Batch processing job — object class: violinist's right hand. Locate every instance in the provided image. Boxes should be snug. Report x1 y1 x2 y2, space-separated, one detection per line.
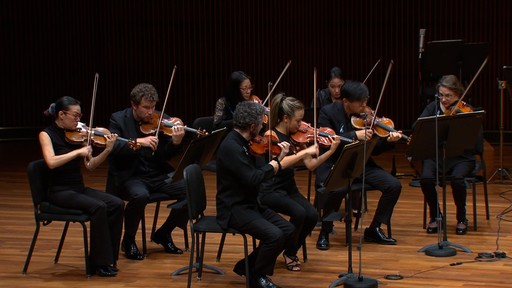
302 144 319 158
76 145 92 158
138 135 159 151
355 129 373 141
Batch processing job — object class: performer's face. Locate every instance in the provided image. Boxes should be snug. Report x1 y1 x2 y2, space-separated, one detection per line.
239 79 253 100
438 86 460 109
284 109 304 135
132 98 156 122
327 77 344 101
343 98 368 115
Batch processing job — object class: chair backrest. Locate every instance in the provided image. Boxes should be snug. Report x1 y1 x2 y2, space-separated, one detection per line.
192 116 214 134
183 164 207 220
27 159 50 206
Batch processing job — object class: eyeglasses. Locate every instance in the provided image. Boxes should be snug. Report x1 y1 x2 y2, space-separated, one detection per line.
240 86 254 92
437 92 455 99
64 111 83 120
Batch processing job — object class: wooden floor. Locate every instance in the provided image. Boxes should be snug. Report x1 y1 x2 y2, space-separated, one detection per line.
1 140 512 288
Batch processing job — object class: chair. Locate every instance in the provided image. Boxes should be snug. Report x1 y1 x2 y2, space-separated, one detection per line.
192 116 216 172
171 164 250 288
141 193 189 255
23 159 92 276
422 152 490 231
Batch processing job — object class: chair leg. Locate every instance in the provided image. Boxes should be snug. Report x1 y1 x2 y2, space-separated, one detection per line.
151 201 161 240
141 209 147 255
472 179 477 231
241 234 251 288
216 233 227 261
483 171 490 220
423 196 427 229
182 225 190 251
80 222 91 277
301 239 308 263
22 222 41 274
186 228 196 288
55 222 70 264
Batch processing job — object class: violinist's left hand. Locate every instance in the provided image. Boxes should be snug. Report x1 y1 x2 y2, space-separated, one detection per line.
329 135 341 152
104 133 118 152
277 141 290 161
171 125 185 145
387 131 402 142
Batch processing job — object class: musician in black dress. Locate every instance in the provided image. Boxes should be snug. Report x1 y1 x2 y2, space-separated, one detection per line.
315 80 402 249
418 75 482 235
312 66 345 108
39 96 124 276
216 101 294 288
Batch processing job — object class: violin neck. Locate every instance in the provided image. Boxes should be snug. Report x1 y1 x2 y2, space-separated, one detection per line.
162 119 199 134
374 121 409 141
317 130 353 143
92 129 131 143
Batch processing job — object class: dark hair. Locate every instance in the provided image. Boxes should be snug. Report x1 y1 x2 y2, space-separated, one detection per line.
436 75 465 96
130 83 159 105
225 71 251 111
340 80 369 102
44 96 81 118
233 101 265 131
269 93 304 127
326 66 344 83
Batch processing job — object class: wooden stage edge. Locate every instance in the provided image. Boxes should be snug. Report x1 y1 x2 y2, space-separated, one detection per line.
1 140 512 288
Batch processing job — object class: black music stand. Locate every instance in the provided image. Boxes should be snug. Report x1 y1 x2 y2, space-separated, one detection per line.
407 111 484 257
317 139 379 288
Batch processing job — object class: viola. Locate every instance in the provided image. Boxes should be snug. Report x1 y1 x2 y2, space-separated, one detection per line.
139 112 207 137
249 130 282 157
65 123 140 150
350 107 409 141
291 121 353 149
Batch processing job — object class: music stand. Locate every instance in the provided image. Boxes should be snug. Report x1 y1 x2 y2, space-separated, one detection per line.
407 111 484 256
317 139 379 288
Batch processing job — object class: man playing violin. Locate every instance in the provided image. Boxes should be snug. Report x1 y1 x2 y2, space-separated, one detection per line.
417 75 483 235
315 80 403 249
107 83 188 260
216 101 293 288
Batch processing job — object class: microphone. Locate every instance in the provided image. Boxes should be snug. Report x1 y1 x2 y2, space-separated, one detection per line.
419 29 426 59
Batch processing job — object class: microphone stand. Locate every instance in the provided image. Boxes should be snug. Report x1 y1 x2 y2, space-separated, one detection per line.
488 77 511 183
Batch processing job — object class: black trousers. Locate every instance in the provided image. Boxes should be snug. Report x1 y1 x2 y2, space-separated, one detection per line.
229 208 294 277
120 177 187 240
49 187 124 267
420 158 475 222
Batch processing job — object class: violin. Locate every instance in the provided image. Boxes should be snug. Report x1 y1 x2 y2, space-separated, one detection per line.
350 107 409 141
445 100 473 116
139 112 207 137
65 123 141 150
249 130 282 157
291 121 353 149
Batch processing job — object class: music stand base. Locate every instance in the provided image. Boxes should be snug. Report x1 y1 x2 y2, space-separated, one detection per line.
419 240 472 257
329 273 378 288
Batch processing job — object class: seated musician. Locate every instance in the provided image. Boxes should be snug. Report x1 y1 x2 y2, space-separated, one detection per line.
213 71 261 131
315 80 402 249
417 75 483 235
39 96 124 276
106 83 188 260
259 93 340 271
311 66 345 108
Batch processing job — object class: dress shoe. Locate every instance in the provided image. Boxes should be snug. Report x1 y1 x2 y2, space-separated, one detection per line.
456 220 468 235
95 265 118 277
364 227 397 245
151 229 183 254
251 275 281 288
233 258 249 277
316 232 330 250
121 238 144 260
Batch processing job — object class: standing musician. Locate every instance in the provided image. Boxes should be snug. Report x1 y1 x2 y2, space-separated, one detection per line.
213 71 261 131
106 83 188 260
216 101 294 288
312 66 345 108
315 80 402 249
417 75 483 235
259 93 341 272
39 96 124 276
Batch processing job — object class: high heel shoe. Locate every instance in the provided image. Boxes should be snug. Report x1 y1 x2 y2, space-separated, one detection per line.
426 220 438 234
456 220 468 235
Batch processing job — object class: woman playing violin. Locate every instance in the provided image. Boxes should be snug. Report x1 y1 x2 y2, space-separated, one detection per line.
315 80 402 249
213 71 261 131
107 83 188 260
39 96 124 276
258 93 340 272
417 75 483 235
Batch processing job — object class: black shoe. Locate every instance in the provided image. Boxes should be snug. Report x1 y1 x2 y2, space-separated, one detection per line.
316 233 330 250
95 265 118 277
121 238 144 260
233 258 249 277
426 220 438 234
251 275 281 288
364 227 397 245
152 229 183 254
456 220 468 235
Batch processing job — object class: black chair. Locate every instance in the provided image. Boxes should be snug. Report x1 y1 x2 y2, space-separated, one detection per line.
23 159 92 277
422 152 490 231
141 193 189 255
171 164 250 288
192 116 217 172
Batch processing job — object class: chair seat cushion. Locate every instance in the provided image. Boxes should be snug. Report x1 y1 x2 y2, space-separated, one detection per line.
40 202 84 215
193 216 242 235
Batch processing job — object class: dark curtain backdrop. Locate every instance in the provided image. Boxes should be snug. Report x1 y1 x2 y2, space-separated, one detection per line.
1 0 511 136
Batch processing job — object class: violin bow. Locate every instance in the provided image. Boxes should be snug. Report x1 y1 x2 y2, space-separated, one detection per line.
362 59 381 84
155 65 177 135
86 73 99 147
262 60 292 106
313 67 317 146
370 60 394 130
446 56 488 116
